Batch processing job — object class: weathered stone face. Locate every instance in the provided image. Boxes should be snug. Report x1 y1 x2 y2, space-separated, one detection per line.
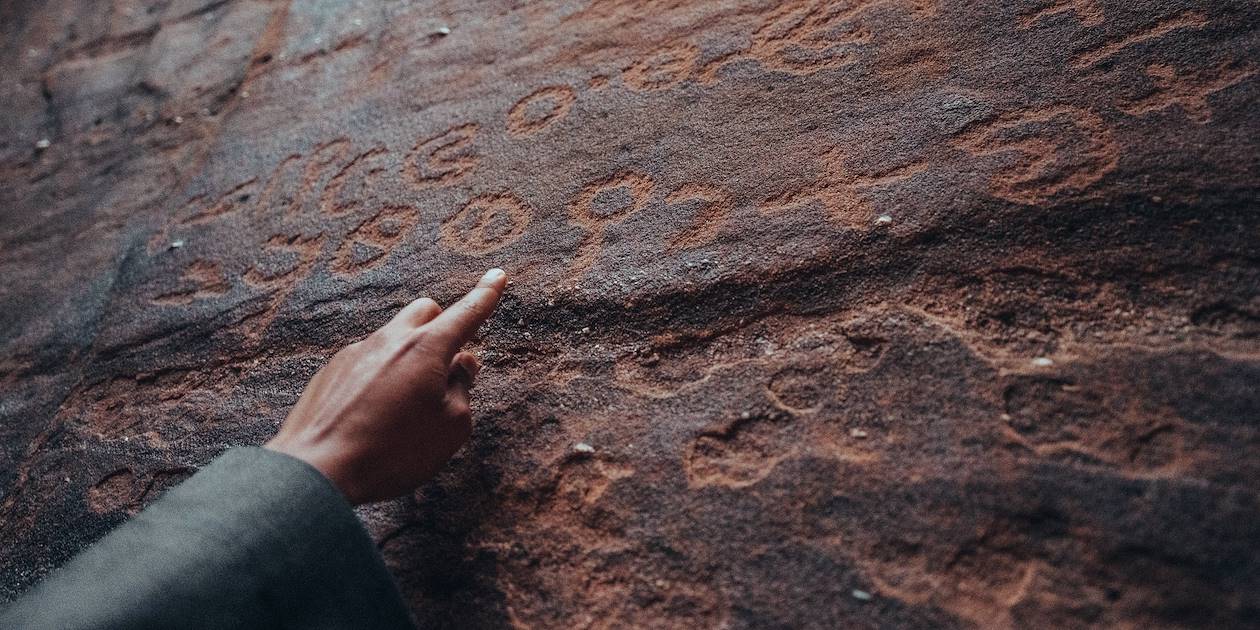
2 0 1259 627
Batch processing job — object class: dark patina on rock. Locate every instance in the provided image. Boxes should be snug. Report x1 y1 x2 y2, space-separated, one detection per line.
2 0 1258 627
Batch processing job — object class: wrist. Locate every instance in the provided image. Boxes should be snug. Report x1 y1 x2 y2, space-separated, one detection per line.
263 439 364 504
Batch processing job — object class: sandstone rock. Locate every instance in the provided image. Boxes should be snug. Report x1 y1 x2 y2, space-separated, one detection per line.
2 1 1258 627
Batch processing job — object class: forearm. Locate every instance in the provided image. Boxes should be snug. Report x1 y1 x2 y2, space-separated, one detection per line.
1 447 414 630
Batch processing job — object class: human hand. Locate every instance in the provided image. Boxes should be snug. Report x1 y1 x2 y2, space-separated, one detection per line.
265 269 507 504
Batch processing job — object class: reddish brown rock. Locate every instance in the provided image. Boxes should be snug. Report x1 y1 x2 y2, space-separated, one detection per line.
2 1 1259 627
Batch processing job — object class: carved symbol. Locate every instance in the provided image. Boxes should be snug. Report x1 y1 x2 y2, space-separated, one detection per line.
623 43 700 91
245 234 324 288
147 182 256 254
147 151 309 255
587 75 611 90
766 364 830 412
506 85 576 137
290 138 352 216
699 0 931 83
1071 11 1208 70
251 153 306 218
684 413 793 488
180 179 258 226
1019 0 1104 29
665 183 733 250
1121 62 1255 124
404 123 479 188
952 105 1118 205
440 193 532 256
568 172 654 279
241 233 325 342
758 148 927 228
331 205 420 275
1002 377 1183 470
320 147 389 215
152 260 230 305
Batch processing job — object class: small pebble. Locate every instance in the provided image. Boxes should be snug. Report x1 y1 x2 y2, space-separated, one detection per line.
573 442 595 454
874 214 893 225
170 240 185 249
852 589 873 601
35 138 51 150
850 428 868 439
435 25 452 36
173 115 184 124
1032 357 1054 367
580 327 590 334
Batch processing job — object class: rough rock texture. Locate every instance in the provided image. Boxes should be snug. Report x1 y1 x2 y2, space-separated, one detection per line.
2 0 1259 627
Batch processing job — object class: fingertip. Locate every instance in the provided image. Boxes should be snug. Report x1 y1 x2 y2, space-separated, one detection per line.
479 268 507 290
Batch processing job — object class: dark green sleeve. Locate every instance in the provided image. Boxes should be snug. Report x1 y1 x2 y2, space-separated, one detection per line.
0 447 416 630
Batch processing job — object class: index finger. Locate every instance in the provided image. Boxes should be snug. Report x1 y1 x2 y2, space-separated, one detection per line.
422 268 507 358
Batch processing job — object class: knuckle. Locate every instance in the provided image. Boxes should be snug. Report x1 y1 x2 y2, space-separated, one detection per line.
406 328 436 349
415 297 441 316
448 399 472 421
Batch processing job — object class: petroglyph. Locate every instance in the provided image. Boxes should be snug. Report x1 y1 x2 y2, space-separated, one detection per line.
241 234 325 341
1003 376 1183 471
152 260 229 305
759 149 928 228
58 366 231 442
332 205 420 275
587 74 610 90
550 455 636 508
1122 62 1256 124
568 172 654 279
666 183 734 250
953 105 1118 204
623 43 700 91
290 138 352 216
440 193 532 256
320 147 389 216
250 153 307 218
1071 11 1209 70
179 179 259 226
860 520 1047 629
1019 0 1104 29
699 0 931 83
506 86 577 137
685 412 794 488
766 364 830 412
404 123 479 188
244 234 324 287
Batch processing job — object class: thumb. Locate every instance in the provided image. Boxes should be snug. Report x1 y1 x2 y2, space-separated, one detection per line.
448 351 480 394
443 352 480 430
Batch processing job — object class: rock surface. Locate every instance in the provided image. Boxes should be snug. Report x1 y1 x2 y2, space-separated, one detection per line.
2 0 1259 627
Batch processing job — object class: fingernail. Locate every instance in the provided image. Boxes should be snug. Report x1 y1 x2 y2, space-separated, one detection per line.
483 268 505 283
